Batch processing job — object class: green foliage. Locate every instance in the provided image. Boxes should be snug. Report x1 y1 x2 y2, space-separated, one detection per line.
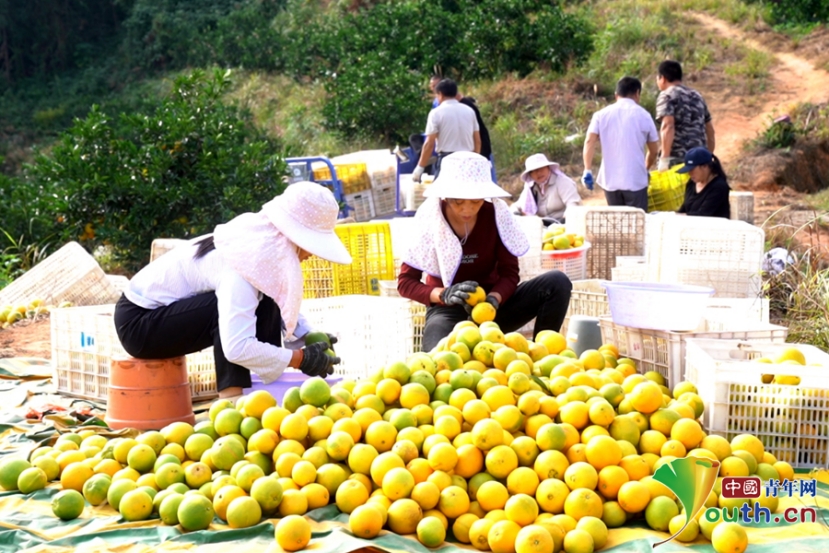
26 69 287 272
756 116 798 149
0 0 127 83
747 0 829 24
303 0 594 140
0 170 56 287
122 0 286 70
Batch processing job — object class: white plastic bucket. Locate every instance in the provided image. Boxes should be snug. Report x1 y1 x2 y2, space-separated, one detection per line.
601 281 715 331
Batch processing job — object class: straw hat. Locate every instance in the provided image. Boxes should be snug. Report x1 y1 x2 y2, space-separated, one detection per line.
423 151 510 200
261 182 352 264
520 153 561 183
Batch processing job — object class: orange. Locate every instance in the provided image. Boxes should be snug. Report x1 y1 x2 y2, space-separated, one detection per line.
472 303 496 324
451 443 482 478
619 455 650 481
488 520 522 553
387 498 423 534
584 435 622 470
534 449 569 481
477 481 509 512
617 481 650 513
515 524 554 553
438 485 470 519
412 481 441 510
485 445 518 479
470 518 496 551
471 419 504 451
564 461 598 491
365 421 398 453
349 504 384 539
336 479 370 513
597 465 629 500
506 467 540 496
563 489 603 521
370 452 405 487
275 515 312 552
417 516 447 548
535 478 569 514
670 419 703 450
505 493 538 527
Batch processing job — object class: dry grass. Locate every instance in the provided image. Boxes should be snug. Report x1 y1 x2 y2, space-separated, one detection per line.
761 210 829 349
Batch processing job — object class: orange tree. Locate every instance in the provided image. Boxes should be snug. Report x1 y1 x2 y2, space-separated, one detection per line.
28 69 287 273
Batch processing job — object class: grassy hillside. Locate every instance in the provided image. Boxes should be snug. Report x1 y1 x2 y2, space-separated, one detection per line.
0 0 827 277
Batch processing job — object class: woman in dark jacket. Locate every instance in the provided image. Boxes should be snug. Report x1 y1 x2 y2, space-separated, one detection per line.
676 146 731 218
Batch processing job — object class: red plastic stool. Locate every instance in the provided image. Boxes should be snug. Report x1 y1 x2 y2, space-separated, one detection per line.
105 356 196 430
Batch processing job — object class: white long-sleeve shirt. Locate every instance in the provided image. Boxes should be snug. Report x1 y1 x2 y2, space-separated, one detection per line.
125 237 310 383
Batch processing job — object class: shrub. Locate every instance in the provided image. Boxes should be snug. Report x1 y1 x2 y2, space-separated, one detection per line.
27 69 287 273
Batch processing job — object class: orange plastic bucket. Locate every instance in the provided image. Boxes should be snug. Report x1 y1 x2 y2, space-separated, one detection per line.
105 356 196 430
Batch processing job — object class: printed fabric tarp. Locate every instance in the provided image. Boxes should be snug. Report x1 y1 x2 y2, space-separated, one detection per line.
0 482 827 553
0 359 828 552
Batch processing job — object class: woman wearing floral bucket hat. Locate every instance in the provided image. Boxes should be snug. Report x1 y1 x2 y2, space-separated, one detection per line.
399 151 573 351
512 153 582 225
114 182 352 399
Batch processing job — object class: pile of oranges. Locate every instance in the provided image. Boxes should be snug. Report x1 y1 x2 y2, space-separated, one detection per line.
0 320 796 553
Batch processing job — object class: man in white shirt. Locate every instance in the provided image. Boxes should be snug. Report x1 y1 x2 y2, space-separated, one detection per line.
582 77 659 211
412 79 480 182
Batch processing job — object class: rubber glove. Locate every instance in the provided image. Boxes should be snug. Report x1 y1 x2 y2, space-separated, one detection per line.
439 281 479 306
485 294 500 310
581 170 594 190
298 342 339 377
412 166 425 183
657 158 671 171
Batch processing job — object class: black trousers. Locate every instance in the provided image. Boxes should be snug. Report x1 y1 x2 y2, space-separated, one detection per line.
422 270 573 351
113 293 283 392
604 188 649 211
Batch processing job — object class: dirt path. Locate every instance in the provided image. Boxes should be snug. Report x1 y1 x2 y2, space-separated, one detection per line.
691 13 829 164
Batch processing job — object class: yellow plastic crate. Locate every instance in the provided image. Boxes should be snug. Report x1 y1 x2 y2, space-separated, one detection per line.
647 165 686 212
312 163 372 195
302 222 395 299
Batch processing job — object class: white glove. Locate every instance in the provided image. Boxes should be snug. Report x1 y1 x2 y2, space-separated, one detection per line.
657 158 671 171
412 166 425 182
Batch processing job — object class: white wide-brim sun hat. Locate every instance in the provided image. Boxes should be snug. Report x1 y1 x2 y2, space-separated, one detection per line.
520 153 561 183
261 181 352 264
423 151 511 200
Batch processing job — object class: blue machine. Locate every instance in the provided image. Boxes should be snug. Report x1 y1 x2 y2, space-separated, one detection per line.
285 156 351 219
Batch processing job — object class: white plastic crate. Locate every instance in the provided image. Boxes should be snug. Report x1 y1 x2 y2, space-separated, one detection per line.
685 339 829 468
565 206 646 280
645 216 764 298
150 238 187 262
729 191 754 224
372 185 397 217
562 279 609 335
0 242 119 308
516 216 545 282
345 190 376 222
540 242 590 281
598 315 788 390
411 301 426 353
302 296 418 379
106 275 130 297
378 280 399 297
399 174 431 211
51 305 216 403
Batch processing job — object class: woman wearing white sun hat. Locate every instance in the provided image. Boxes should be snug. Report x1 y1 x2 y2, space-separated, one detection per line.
399 151 573 351
512 153 582 224
114 182 352 399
